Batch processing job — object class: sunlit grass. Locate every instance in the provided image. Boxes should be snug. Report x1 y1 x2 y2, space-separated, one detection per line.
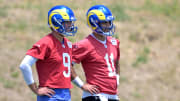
11 71 19 78
132 91 142 99
0 77 15 89
175 28 180 37
4 19 28 32
132 47 150 67
110 3 130 21
0 0 180 101
0 6 8 17
129 32 140 42
143 0 180 20
119 76 128 83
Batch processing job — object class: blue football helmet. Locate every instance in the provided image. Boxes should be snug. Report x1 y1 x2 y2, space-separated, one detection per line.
48 5 77 36
86 5 115 36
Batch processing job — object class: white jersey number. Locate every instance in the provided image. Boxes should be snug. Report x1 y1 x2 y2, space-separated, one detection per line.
104 53 116 77
63 53 71 78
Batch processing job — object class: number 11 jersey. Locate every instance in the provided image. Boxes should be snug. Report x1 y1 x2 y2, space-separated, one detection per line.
72 35 120 94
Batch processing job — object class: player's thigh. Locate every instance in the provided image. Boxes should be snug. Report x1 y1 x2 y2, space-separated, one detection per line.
82 96 100 101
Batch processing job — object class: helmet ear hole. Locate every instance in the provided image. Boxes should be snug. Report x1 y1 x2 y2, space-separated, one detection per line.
89 16 96 27
51 16 59 26
48 5 78 36
88 14 100 28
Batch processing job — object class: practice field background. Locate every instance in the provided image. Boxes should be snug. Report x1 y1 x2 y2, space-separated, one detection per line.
0 0 180 101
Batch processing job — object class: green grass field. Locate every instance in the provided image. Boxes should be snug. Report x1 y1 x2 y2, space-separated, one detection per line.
0 0 180 101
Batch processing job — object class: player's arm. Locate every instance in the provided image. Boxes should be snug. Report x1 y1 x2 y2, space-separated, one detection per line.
115 60 120 86
19 55 55 97
71 63 100 94
115 39 120 86
115 60 120 75
71 62 78 82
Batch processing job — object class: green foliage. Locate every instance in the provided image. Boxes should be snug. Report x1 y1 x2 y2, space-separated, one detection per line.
132 47 150 67
132 91 142 99
129 33 140 42
17 20 28 31
31 93 37 100
67 36 77 43
0 77 15 89
143 0 180 20
118 97 128 101
3 80 15 89
32 24 49 33
0 6 8 17
4 19 28 32
112 33 119 39
24 39 35 50
119 76 128 83
0 77 4 83
110 3 130 21
11 71 19 78
175 28 180 37
90 0 99 6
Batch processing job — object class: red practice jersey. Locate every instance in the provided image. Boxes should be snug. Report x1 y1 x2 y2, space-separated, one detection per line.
27 33 72 88
72 35 120 94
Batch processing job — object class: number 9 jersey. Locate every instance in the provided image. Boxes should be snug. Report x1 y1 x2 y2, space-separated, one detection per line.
26 33 72 88
72 35 120 94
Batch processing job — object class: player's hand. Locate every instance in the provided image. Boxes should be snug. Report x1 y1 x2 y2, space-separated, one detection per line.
36 87 55 97
81 83 100 94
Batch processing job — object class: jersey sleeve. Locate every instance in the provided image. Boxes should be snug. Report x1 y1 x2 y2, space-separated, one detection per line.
72 42 89 64
26 41 49 60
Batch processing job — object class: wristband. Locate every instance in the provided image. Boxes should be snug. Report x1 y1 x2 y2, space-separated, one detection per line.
116 74 120 86
72 76 84 88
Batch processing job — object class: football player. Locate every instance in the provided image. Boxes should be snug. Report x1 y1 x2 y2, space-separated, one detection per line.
71 5 120 101
19 5 77 101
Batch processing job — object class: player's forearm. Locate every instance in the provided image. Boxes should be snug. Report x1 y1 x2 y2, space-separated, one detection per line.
28 83 38 94
115 60 120 86
19 55 39 94
71 64 84 88
71 66 78 80
115 61 120 75
116 67 120 75
19 55 37 85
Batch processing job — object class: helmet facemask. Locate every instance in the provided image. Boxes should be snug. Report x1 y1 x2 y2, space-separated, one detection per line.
52 16 77 36
96 20 115 36
90 17 115 36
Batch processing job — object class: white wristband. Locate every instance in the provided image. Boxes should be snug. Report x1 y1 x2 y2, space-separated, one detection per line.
116 74 120 86
72 76 84 88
